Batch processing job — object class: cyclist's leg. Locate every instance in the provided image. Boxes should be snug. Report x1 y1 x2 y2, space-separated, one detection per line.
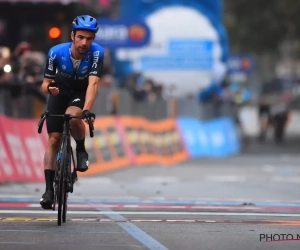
66 91 88 172
40 93 69 209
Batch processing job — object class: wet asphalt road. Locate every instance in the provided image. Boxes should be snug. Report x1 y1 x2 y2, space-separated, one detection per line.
1 143 300 250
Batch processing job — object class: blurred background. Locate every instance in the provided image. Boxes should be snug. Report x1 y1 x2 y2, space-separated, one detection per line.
0 0 299 147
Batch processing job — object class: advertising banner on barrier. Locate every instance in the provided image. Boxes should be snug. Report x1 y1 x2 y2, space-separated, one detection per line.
0 116 34 182
118 117 189 166
177 118 209 158
151 119 189 165
118 116 157 165
78 117 131 177
204 118 240 157
218 118 240 155
19 120 46 182
177 117 240 158
0 119 15 182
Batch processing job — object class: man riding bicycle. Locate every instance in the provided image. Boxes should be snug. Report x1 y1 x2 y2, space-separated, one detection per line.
39 15 104 209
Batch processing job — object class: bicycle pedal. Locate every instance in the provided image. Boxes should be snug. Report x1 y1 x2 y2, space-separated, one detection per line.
66 184 73 193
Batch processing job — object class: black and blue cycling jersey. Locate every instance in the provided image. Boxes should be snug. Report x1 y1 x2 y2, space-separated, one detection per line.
44 42 104 91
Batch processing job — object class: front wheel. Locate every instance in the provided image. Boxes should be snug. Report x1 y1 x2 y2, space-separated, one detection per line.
57 137 68 226
57 167 64 226
62 187 68 223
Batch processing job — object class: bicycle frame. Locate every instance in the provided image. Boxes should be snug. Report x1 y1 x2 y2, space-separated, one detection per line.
54 116 73 224
38 111 95 225
60 114 76 192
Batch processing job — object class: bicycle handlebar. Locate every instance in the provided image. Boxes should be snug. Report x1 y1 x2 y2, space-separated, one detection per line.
37 111 95 138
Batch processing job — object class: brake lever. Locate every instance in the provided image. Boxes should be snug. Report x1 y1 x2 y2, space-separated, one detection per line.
37 111 49 134
87 113 95 138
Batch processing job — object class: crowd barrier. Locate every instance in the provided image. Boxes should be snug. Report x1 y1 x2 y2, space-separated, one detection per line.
0 115 240 183
177 117 240 158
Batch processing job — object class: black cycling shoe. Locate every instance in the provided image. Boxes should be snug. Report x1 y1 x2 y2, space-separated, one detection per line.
40 190 54 209
76 151 89 172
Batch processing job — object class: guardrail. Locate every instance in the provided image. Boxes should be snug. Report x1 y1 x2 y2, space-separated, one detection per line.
0 82 239 122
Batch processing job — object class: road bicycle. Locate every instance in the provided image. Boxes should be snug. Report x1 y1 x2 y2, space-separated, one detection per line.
38 111 95 226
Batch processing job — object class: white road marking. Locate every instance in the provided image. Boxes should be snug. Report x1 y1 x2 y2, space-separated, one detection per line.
0 210 300 217
166 220 195 222
262 165 274 173
131 220 163 222
138 176 179 183
78 177 113 184
204 175 246 182
272 176 300 183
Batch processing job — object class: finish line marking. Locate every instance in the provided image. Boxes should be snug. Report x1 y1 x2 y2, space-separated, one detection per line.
1 197 300 207
0 218 300 226
1 210 300 217
1 203 300 212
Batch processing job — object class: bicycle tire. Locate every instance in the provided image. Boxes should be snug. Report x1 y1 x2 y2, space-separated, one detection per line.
53 162 59 212
57 137 68 226
62 186 68 222
53 140 64 212
62 138 71 223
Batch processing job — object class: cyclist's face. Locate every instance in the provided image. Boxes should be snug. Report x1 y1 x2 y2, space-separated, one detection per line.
72 30 95 55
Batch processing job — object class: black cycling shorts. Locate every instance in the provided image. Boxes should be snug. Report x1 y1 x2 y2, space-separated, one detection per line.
46 91 85 133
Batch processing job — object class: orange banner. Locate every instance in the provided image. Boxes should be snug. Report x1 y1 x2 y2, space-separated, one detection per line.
118 116 189 166
78 116 130 176
150 119 188 165
119 116 157 165
79 115 188 176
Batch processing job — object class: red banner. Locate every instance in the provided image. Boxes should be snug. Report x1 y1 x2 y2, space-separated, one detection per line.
0 116 45 182
0 116 27 181
18 120 45 182
0 129 15 182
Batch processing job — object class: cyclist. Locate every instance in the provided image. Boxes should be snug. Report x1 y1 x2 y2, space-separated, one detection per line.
39 15 104 209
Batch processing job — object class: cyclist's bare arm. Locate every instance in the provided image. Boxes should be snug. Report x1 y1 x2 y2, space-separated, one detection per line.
83 75 101 111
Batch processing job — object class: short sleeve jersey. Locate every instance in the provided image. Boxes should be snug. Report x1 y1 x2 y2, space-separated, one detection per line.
44 42 104 91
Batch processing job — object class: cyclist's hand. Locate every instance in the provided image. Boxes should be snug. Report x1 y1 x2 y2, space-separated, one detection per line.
47 80 59 96
82 110 95 124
